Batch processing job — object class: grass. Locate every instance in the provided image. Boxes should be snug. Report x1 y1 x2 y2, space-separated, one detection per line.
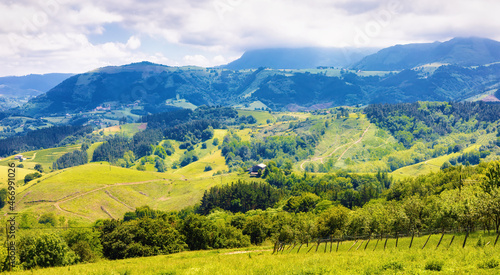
5 232 499 274
237 110 274 125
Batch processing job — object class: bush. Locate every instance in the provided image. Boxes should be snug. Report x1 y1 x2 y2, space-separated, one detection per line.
478 259 499 269
18 233 77 269
381 261 404 271
204 165 213 172
63 228 103 263
39 213 57 227
24 172 42 184
425 260 444 271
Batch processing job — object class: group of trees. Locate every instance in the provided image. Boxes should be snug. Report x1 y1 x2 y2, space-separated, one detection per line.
198 181 284 214
11 160 500 271
0 125 92 157
365 102 500 148
221 132 318 171
92 107 236 168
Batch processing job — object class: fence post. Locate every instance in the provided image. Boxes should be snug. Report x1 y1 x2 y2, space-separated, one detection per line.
272 241 278 254
436 232 445 249
373 237 380 251
409 231 415 249
289 242 297 253
462 231 469 248
448 235 455 248
336 239 340 252
315 239 320 253
356 239 364 250
495 232 500 247
395 232 399 248
297 243 303 253
384 237 389 250
422 233 432 249
364 237 371 250
330 235 333 253
348 240 358 251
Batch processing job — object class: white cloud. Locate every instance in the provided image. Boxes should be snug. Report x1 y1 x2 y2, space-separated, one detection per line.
1 0 500 75
126 36 141 50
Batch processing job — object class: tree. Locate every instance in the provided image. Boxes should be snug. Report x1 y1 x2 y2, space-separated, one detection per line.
34 164 44 173
483 161 500 194
155 158 167 172
317 205 350 237
243 215 268 245
18 233 77 269
63 228 103 263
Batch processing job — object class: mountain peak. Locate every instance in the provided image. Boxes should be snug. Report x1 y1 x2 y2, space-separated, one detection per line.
353 37 500 70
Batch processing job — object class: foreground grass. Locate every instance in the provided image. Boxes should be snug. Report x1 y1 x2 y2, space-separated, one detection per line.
7 233 500 274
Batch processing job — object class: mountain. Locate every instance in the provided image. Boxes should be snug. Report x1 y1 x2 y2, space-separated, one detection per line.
353 37 500 71
223 47 378 70
0 73 74 97
17 61 500 118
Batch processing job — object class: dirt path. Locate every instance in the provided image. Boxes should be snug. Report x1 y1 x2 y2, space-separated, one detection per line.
53 180 160 219
337 126 370 161
300 126 370 170
105 190 135 210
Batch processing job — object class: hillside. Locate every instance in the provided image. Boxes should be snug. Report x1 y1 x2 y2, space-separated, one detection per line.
353 37 500 71
2 103 500 227
12 62 500 120
223 47 378 70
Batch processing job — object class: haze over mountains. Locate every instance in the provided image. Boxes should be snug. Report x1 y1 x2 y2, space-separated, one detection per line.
223 48 379 70
5 37 500 117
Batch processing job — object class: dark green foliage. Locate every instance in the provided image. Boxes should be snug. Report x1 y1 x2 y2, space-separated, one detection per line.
204 165 212 171
34 163 44 173
18 233 77 269
0 188 7 209
180 214 250 250
39 213 57 226
24 172 42 184
283 193 321 213
425 260 444 271
242 215 268 245
0 125 92 157
63 228 103 263
221 132 318 169
478 259 499 269
92 136 130 162
99 218 187 260
155 158 167 172
179 151 198 167
53 150 88 170
365 102 500 148
198 180 284 214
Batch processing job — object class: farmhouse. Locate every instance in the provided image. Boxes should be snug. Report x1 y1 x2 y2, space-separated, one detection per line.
14 155 26 161
249 163 266 177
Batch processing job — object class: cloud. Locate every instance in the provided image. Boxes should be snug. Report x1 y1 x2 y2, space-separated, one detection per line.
126 36 141 50
1 0 500 75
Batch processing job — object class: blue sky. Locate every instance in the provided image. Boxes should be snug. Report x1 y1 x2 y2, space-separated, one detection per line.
1 0 499 76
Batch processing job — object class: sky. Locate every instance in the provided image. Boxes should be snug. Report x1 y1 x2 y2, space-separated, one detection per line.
1 0 499 76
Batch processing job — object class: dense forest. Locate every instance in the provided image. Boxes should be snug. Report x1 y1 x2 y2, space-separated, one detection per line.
0 125 92 157
365 101 500 148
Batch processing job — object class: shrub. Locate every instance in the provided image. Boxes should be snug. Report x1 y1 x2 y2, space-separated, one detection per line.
63 228 103 263
204 165 213 172
478 259 499 269
425 260 444 271
18 233 77 269
381 261 404 271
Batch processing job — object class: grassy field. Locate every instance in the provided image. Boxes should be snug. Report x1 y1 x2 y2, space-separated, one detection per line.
6 232 499 274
